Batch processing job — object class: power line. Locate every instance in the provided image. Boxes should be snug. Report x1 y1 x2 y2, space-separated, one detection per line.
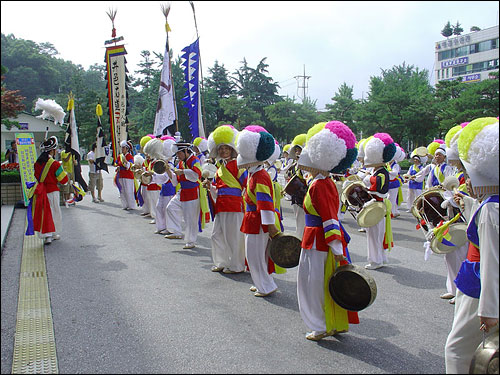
294 65 311 101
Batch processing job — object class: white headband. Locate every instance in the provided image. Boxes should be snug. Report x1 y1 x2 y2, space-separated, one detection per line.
435 147 446 156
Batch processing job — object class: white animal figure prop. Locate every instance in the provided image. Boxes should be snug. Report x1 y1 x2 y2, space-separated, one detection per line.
34 98 66 125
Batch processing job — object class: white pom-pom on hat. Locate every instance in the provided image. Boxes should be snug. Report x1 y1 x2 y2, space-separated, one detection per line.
303 128 347 172
364 137 385 166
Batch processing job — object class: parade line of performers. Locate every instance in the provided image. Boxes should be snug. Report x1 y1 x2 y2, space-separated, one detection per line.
27 118 498 372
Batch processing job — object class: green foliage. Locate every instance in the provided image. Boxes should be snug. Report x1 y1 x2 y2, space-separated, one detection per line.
452 21 464 36
354 63 437 145
470 26 481 32
1 170 21 183
441 21 453 38
1 32 498 159
325 83 359 133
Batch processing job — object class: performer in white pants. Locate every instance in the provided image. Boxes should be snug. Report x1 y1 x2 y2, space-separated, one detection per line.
165 142 202 249
445 117 499 373
206 125 247 273
387 144 404 218
237 126 280 297
295 120 360 341
115 140 136 210
151 160 177 234
362 133 396 270
405 151 427 212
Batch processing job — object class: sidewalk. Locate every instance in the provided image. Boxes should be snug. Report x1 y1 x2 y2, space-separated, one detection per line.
1 204 15 250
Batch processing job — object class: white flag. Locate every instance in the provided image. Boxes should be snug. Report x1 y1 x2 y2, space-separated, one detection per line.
154 39 176 136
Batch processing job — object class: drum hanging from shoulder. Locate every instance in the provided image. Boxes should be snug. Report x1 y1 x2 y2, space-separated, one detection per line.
284 174 308 205
152 160 167 174
430 222 468 254
268 232 302 268
140 171 153 185
356 200 387 228
411 188 447 228
328 263 377 312
341 182 386 228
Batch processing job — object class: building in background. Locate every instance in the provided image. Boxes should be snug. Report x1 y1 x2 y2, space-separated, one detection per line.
2 112 65 155
435 25 499 84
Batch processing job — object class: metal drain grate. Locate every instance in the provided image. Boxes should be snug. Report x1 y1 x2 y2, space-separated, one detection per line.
12 227 58 374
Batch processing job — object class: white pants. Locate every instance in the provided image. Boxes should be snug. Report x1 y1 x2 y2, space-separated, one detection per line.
407 188 422 210
297 248 327 332
155 194 174 231
445 291 482 374
444 244 468 296
293 204 306 239
166 193 200 245
245 229 277 294
388 187 400 215
211 212 245 272
119 178 136 209
145 189 159 219
141 185 149 214
366 217 388 264
39 191 62 239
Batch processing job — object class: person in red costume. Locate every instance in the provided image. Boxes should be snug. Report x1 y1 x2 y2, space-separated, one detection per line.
237 126 280 297
165 142 202 249
28 136 69 245
206 125 248 274
296 121 359 341
115 140 136 210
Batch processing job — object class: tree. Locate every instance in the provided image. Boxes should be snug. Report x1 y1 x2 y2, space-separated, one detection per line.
470 26 481 32
452 21 464 36
264 97 319 142
434 71 499 132
1 65 25 129
324 83 359 133
205 60 235 129
354 62 437 146
441 21 453 38
132 50 155 90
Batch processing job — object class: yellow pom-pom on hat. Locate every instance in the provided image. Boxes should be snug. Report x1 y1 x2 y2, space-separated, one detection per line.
289 133 307 160
283 144 291 153
208 125 238 159
140 135 152 150
457 117 498 193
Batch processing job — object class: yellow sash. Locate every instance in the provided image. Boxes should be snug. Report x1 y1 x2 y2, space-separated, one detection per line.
324 250 349 333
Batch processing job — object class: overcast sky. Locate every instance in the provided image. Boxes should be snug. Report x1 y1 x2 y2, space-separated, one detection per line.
1 1 499 109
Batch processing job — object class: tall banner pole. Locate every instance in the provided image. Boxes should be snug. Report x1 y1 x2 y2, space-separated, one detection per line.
104 8 129 163
153 2 178 137
188 1 206 138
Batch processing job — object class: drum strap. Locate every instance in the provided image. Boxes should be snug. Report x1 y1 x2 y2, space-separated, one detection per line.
432 212 462 247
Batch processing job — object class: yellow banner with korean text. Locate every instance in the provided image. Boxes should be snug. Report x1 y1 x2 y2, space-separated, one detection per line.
15 133 37 206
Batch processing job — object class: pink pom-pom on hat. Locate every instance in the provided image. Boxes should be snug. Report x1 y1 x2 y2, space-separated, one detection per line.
245 125 268 133
325 121 356 149
460 122 469 128
373 132 394 145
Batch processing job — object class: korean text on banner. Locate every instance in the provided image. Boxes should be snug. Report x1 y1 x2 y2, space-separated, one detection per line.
15 133 37 206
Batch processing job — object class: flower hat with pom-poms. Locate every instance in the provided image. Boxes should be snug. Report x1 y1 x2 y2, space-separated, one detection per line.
236 125 276 169
392 143 406 162
143 138 164 160
427 139 445 158
457 117 499 195
298 120 358 175
161 135 176 160
207 124 239 159
193 137 208 153
266 139 282 182
445 122 469 161
363 133 397 167
289 133 308 160
140 135 152 151
282 144 291 155
356 137 369 159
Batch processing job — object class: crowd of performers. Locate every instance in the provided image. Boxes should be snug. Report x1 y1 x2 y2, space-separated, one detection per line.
27 117 498 371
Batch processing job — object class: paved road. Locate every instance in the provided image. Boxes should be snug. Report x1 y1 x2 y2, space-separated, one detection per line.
1 166 456 373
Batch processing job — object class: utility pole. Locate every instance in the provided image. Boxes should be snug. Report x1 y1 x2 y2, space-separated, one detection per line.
294 64 311 102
